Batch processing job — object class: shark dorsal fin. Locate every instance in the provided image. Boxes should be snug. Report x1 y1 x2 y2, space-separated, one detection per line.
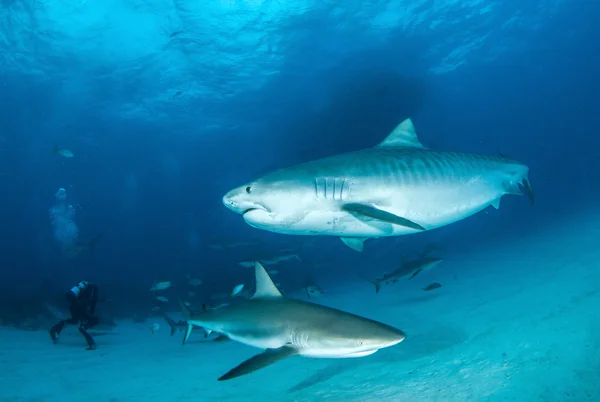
253 262 283 299
377 118 425 149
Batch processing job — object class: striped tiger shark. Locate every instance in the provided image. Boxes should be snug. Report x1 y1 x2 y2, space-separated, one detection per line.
222 118 534 251
180 262 406 381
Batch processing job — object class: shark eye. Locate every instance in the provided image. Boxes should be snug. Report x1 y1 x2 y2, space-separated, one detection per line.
245 186 252 194
358 340 364 345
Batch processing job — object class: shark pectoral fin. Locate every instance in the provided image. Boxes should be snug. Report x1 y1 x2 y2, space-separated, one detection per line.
377 118 426 149
342 203 425 231
340 237 367 252
408 268 422 280
218 345 299 381
204 328 212 338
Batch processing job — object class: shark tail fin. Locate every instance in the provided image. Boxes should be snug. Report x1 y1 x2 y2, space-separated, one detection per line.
164 314 178 336
505 176 534 205
359 275 381 294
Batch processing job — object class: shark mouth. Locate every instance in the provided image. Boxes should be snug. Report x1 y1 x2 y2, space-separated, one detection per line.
243 206 269 216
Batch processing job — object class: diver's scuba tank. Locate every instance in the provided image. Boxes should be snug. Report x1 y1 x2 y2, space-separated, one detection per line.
69 280 89 298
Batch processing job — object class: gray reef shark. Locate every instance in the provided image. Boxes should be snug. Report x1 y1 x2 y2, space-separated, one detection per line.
222 118 534 251
180 262 406 381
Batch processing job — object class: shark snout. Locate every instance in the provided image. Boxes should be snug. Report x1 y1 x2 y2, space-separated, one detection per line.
374 326 407 348
222 188 268 216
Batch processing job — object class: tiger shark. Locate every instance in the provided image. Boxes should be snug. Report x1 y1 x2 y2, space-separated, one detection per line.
180 262 406 381
222 118 534 251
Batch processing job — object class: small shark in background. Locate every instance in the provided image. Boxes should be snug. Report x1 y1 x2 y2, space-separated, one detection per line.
180 262 405 381
238 253 301 268
163 314 228 341
207 240 259 250
362 256 444 294
222 118 534 252
53 146 74 158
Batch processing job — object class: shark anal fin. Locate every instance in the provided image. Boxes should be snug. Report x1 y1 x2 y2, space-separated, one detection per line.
491 198 501 210
342 203 425 231
340 237 367 252
218 345 298 381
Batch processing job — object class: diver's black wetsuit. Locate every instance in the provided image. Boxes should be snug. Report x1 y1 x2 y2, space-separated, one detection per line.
49 281 100 350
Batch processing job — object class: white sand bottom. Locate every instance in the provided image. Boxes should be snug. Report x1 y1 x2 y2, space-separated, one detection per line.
2 210 599 401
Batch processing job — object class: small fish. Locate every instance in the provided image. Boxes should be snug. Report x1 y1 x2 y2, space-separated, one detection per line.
156 296 169 303
422 282 442 291
149 323 160 334
269 269 279 275
151 306 161 312
150 281 172 291
230 284 244 297
188 278 203 287
53 146 74 158
188 291 197 298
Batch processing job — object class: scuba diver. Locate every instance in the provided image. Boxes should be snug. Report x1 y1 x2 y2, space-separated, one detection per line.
49 280 100 350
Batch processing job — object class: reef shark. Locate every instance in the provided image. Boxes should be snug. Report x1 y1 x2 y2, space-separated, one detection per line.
180 262 406 381
362 256 444 294
222 118 534 251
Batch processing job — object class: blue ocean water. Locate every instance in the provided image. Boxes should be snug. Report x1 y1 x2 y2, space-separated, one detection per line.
1 1 599 401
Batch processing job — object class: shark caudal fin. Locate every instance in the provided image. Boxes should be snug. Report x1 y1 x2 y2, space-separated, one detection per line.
164 314 178 336
504 168 535 205
359 275 381 294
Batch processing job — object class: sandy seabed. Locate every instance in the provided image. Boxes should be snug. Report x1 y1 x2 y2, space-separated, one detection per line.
2 211 599 401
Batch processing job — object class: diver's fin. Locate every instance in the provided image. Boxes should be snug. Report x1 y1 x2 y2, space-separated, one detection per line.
252 262 282 299
342 203 425 231
164 315 178 336
218 345 299 381
377 118 425 149
339 237 367 252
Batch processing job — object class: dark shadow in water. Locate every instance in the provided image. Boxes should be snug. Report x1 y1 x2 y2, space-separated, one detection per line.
288 324 467 393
